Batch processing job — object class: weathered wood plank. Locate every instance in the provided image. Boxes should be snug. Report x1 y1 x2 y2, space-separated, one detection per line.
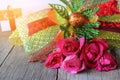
57 69 88 80
87 69 102 80
0 32 13 66
23 63 57 80
58 69 102 80
0 46 57 80
101 70 119 80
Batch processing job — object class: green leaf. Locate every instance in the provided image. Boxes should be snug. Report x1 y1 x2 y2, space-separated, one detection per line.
99 14 120 22
60 24 70 38
74 22 99 40
70 0 83 11
81 7 99 19
70 0 77 11
81 8 93 19
70 0 75 8
60 0 83 12
49 4 69 19
87 28 99 34
60 0 74 12
76 0 83 10
93 7 99 14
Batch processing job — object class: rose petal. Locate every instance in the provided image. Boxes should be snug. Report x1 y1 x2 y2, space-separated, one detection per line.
82 38 108 68
61 55 86 74
90 38 109 50
79 37 85 50
45 51 64 68
95 43 104 61
96 52 117 71
57 38 80 56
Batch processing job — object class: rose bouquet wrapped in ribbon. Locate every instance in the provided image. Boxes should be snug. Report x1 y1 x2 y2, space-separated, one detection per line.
9 0 120 74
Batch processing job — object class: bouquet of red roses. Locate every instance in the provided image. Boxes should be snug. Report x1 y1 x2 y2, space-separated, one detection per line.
45 37 117 74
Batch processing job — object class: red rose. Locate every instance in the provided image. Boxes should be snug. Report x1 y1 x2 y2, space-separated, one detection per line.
96 52 117 71
81 38 109 68
45 51 64 68
57 38 79 56
61 55 86 74
57 37 85 56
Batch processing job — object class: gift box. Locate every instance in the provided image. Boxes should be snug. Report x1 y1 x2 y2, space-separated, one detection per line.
9 9 60 53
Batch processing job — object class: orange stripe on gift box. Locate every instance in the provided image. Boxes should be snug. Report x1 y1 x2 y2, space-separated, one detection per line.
28 17 57 36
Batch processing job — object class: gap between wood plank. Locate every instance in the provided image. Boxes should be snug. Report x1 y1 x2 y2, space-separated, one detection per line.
56 69 58 80
0 46 14 67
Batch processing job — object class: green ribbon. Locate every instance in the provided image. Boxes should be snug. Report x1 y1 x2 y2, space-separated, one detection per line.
95 30 120 48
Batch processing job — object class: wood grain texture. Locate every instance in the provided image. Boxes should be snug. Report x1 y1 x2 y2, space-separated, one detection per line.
57 69 88 80
0 46 57 80
101 70 119 80
0 32 13 66
87 69 102 80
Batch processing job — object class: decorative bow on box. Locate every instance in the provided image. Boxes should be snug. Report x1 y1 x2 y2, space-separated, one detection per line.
9 0 120 74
